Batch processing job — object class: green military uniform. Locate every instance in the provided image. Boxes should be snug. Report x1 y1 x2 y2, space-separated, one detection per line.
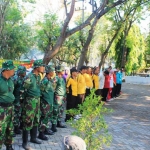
55 76 66 121
13 66 26 132
0 60 15 150
53 66 67 129
22 68 41 131
22 60 44 150
38 66 55 140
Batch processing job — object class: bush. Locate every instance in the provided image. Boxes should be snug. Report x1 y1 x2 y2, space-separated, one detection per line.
66 90 112 150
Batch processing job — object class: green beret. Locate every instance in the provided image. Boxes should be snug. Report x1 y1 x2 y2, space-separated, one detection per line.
46 65 55 73
17 65 26 74
56 66 65 72
2 60 15 71
33 60 45 69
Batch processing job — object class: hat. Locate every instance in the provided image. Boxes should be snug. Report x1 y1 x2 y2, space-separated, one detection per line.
46 65 55 73
33 60 44 69
2 60 15 71
56 66 64 72
70 67 77 74
17 65 26 74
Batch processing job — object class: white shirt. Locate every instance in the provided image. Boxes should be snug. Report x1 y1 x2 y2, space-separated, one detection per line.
98 71 105 89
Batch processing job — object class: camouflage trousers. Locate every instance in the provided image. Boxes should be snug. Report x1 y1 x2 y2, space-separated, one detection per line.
13 103 22 127
54 95 66 123
22 97 40 131
39 100 50 132
0 106 14 149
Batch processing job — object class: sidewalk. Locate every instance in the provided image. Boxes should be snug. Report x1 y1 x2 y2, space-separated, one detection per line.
2 83 150 150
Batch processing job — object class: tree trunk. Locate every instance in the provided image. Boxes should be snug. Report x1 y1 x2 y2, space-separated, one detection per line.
42 0 126 64
99 25 122 69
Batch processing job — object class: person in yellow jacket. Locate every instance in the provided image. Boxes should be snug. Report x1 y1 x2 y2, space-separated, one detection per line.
66 67 78 121
77 66 87 105
84 66 93 97
92 67 100 96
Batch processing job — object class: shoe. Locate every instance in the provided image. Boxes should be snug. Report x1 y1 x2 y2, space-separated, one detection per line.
30 126 41 144
51 124 57 132
44 128 54 135
57 121 67 128
22 130 31 150
38 132 48 141
14 126 22 134
6 145 14 150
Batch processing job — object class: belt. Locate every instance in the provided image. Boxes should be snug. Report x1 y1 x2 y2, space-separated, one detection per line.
0 102 13 107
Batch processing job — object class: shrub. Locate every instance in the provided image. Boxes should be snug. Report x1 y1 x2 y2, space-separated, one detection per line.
66 89 112 150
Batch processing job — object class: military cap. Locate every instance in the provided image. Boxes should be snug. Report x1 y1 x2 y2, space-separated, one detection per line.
2 60 15 71
17 65 26 74
46 65 55 73
56 65 65 72
32 60 45 69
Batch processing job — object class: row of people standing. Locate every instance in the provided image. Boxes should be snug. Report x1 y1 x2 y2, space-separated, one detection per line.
0 60 67 150
65 66 123 120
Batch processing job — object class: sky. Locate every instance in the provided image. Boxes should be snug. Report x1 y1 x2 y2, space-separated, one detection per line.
24 0 150 33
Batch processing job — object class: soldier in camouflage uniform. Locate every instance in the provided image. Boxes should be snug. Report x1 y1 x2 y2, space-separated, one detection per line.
51 66 67 132
0 60 15 150
38 65 55 140
13 66 26 135
22 60 45 150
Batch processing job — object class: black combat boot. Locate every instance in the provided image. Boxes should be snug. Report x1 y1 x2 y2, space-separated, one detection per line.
14 126 22 134
44 127 55 135
57 121 67 128
51 124 57 132
6 145 14 150
38 132 48 141
22 130 31 150
19 122 23 130
30 126 41 144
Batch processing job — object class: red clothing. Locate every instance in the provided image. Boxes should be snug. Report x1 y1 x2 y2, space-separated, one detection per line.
104 75 110 88
113 73 116 84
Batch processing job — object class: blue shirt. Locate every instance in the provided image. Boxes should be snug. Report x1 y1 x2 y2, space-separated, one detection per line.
116 72 122 84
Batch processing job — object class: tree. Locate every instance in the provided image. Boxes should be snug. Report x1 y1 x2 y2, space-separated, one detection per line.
43 0 128 64
0 0 34 59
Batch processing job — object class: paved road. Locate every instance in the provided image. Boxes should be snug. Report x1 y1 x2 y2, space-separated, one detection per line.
2 83 150 150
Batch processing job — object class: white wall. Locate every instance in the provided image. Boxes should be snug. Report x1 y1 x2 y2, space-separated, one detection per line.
125 76 150 85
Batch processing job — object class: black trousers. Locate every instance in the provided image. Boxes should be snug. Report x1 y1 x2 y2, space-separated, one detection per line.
116 84 121 95
112 84 117 98
102 88 109 101
85 89 90 98
66 94 77 121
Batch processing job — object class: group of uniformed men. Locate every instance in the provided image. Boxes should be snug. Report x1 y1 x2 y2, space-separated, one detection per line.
0 60 67 150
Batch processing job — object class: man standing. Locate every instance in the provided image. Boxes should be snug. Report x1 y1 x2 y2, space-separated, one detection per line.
38 65 55 140
77 66 86 105
0 60 15 150
66 67 78 121
51 66 67 132
22 60 45 150
13 66 26 135
84 66 93 97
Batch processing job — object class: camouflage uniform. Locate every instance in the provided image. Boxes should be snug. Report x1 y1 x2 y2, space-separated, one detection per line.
38 65 56 140
0 60 15 150
22 60 44 150
39 76 55 132
22 72 41 131
13 66 26 131
54 66 67 128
